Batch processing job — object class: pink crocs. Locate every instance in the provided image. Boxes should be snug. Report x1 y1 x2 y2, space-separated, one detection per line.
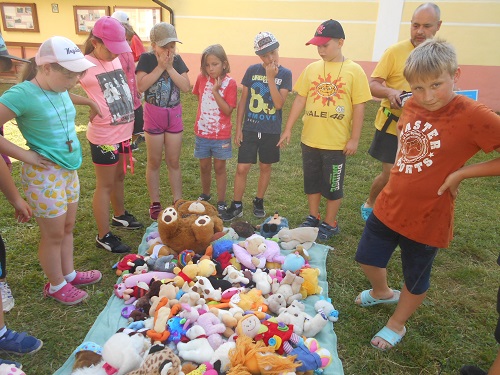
43 283 88 305
71 270 102 287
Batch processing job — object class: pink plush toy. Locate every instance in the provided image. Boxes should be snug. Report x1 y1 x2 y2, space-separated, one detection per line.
122 271 174 288
197 311 226 350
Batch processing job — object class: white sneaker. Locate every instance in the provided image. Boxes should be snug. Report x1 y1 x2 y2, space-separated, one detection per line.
0 281 15 312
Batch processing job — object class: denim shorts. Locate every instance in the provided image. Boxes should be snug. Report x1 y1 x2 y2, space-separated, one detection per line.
355 213 438 295
237 131 280 164
301 143 345 200
194 136 232 160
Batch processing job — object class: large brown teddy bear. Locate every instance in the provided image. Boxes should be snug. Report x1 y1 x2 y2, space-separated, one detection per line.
158 199 224 255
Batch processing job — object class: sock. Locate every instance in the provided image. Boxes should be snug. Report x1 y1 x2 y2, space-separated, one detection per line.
49 281 67 294
234 201 242 208
0 325 6 338
64 270 77 283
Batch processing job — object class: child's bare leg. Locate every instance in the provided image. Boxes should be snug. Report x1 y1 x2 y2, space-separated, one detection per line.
145 133 164 203
213 158 227 203
164 132 183 202
372 284 426 350
199 158 212 197
324 198 341 226
307 193 321 217
36 215 66 286
93 164 117 238
365 162 392 208
60 202 77 275
233 163 251 201
111 153 126 217
355 264 396 303
256 162 272 198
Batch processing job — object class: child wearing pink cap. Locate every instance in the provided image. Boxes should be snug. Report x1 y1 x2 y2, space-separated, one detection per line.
80 16 144 254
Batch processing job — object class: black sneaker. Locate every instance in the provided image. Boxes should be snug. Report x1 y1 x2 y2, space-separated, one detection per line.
221 202 243 222
197 193 211 202
252 197 266 218
217 201 227 216
299 214 320 228
112 211 143 230
96 232 131 253
316 221 340 242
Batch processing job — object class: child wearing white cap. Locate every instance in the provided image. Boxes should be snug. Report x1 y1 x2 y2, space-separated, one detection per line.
0 36 101 306
222 31 292 222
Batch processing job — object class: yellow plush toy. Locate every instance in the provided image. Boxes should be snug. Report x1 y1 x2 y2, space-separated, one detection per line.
299 267 323 299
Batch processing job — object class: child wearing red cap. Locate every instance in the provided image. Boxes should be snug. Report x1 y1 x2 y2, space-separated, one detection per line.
278 20 371 241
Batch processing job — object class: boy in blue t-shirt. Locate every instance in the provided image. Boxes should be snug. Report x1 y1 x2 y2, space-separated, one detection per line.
222 32 292 221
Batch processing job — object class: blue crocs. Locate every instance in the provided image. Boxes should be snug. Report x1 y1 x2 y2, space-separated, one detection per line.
371 326 406 351
0 329 43 355
361 203 373 221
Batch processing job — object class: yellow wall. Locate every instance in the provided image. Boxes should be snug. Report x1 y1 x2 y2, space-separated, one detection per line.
1 0 499 109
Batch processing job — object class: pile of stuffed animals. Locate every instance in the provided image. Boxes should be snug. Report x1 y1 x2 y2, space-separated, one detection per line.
71 200 339 375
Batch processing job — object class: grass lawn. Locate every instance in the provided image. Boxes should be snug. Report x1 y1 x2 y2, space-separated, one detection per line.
0 83 498 375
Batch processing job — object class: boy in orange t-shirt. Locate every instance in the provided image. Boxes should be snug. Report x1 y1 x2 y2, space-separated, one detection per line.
354 39 500 351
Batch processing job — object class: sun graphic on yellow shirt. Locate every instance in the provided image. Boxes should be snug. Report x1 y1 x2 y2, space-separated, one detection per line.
310 73 346 106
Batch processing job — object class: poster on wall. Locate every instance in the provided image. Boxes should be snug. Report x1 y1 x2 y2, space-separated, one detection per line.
0 2 39 32
73 6 110 35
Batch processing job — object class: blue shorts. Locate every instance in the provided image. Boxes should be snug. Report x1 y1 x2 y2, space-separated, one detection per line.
194 136 232 160
301 143 345 200
355 214 438 295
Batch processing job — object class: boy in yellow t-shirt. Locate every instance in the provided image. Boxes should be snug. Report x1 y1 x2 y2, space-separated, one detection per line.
278 19 371 241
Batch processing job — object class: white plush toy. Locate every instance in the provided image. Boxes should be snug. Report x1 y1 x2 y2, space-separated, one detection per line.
277 227 319 251
277 300 329 337
252 268 272 296
71 332 149 375
177 325 215 364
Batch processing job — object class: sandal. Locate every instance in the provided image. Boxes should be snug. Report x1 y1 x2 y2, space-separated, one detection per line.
371 326 406 351
355 289 400 307
43 283 88 306
71 270 102 287
360 203 373 221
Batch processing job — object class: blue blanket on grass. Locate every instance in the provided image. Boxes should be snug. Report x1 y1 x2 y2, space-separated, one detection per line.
55 223 344 375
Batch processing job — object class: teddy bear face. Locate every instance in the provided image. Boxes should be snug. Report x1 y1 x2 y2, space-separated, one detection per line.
243 236 267 256
158 200 224 255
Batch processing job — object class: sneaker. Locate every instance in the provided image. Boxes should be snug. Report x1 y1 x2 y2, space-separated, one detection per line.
299 214 320 228
197 193 211 202
149 202 162 221
0 282 15 312
252 197 266 218
0 358 22 368
112 211 143 230
0 329 43 355
316 221 340 241
217 201 227 216
221 202 243 222
71 270 102 287
43 282 88 306
96 232 131 253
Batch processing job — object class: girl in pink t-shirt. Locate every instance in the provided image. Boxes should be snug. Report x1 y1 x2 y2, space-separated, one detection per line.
192 44 237 215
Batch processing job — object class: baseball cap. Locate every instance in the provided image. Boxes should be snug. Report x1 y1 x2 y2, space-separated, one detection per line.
150 22 182 46
111 11 129 24
35 36 95 72
0 33 29 72
306 19 345 46
93 16 131 54
254 32 280 56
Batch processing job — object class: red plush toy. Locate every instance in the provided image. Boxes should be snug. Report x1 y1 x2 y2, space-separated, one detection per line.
116 254 147 276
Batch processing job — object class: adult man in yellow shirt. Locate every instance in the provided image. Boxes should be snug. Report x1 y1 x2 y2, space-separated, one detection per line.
361 2 442 220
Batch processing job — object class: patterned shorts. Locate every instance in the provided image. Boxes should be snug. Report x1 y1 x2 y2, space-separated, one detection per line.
21 164 79 218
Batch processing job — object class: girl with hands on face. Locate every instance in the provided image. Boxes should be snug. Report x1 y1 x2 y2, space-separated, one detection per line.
136 23 190 221
192 44 237 215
